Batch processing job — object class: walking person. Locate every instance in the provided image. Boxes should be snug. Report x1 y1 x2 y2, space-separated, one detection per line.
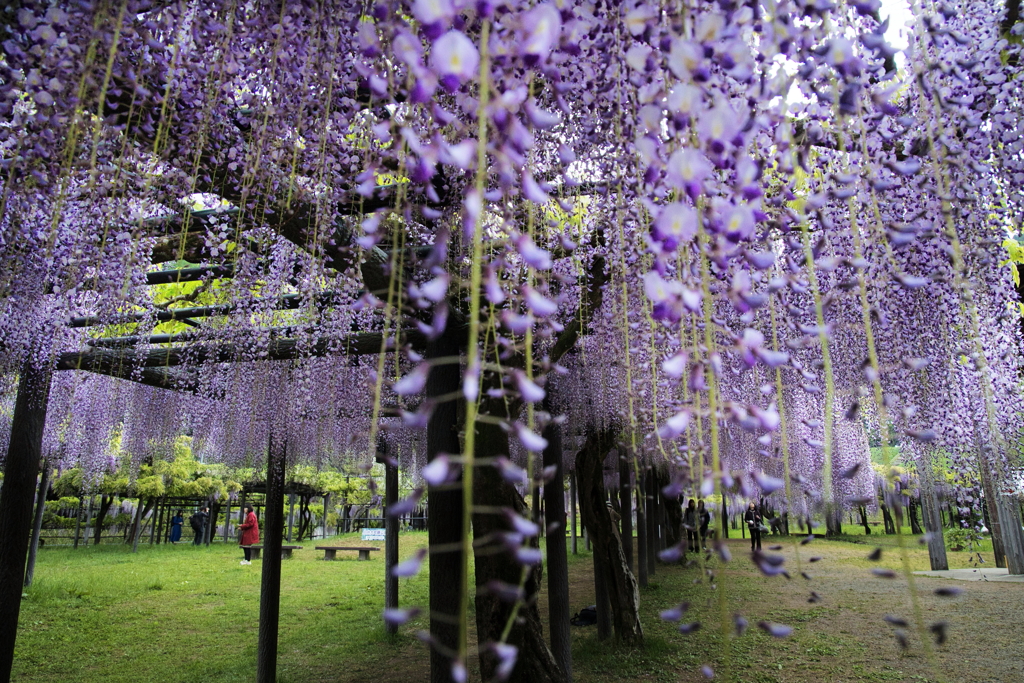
169 510 184 544
238 505 259 565
191 506 209 546
683 499 698 552
744 502 763 551
697 500 711 550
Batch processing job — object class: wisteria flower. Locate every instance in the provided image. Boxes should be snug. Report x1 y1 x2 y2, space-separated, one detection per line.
431 31 480 91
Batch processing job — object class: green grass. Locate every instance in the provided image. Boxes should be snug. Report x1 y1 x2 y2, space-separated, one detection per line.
14 531 1008 682
14 533 430 683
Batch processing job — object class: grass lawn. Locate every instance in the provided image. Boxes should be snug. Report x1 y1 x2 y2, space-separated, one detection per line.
13 531 1022 682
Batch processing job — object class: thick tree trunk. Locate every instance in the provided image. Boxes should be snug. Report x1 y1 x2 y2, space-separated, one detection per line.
824 504 843 537
542 398 571 682
257 435 287 683
920 481 948 570
575 429 643 647
472 407 562 683
908 497 923 535
24 462 51 587
857 505 870 534
880 501 895 534
129 497 145 552
994 492 1024 574
0 362 52 682
425 327 464 683
618 456 633 573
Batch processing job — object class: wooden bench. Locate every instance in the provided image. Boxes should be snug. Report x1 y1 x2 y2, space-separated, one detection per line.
246 545 303 560
316 546 378 561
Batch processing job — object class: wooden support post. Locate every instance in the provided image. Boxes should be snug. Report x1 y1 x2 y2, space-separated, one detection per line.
73 500 83 549
0 362 53 681
204 498 215 546
223 499 232 543
322 494 330 541
542 401 571 682
720 493 730 540
287 494 296 543
619 455 633 573
257 434 287 683
131 497 145 553
645 469 656 575
384 456 399 635
635 472 648 588
82 495 92 547
570 471 578 556
24 462 51 587
153 499 163 545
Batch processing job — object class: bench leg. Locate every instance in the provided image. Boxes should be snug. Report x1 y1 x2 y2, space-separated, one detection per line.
282 549 292 560
251 548 261 560
358 550 370 561
324 550 336 561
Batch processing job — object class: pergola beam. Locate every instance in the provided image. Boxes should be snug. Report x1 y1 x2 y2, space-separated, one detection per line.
68 291 348 328
56 328 431 389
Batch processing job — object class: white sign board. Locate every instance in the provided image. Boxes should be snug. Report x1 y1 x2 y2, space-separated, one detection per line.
361 528 386 541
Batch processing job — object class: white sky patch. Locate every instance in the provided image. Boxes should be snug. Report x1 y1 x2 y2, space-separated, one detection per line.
881 0 914 51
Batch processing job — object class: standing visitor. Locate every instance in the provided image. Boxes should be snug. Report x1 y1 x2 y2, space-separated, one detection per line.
744 502 762 551
191 506 209 546
170 510 184 544
238 505 259 565
697 500 711 550
683 499 697 552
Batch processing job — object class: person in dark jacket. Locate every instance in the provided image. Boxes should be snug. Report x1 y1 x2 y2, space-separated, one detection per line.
744 502 762 551
238 505 260 565
191 506 209 546
169 510 184 544
697 500 711 550
683 499 698 552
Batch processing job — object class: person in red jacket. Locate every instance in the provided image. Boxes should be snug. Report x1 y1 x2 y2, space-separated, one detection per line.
238 505 260 565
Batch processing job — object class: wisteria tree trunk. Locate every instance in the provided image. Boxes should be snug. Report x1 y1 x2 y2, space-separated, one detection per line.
472 402 562 683
0 362 52 681
825 504 844 537
575 428 644 647
920 483 948 571
425 328 464 683
908 497 923 535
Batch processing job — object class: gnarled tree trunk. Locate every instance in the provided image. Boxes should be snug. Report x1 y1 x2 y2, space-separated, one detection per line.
472 408 562 683
575 428 643 647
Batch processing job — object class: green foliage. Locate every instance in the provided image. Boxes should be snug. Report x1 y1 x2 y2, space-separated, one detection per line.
52 436 241 502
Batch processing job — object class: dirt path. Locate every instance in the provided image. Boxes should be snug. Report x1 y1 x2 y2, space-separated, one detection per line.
563 537 1024 683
